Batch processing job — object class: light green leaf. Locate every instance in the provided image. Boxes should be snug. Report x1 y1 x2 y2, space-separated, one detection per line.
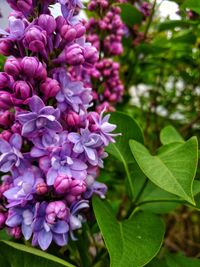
129 137 198 204
106 112 144 197
93 197 165 267
160 125 184 145
0 241 76 267
182 0 200 15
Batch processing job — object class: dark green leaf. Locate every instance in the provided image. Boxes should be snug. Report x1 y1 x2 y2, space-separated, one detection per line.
117 3 143 27
0 241 76 267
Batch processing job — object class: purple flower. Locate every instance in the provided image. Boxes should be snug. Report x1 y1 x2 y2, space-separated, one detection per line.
0 133 23 173
69 200 89 240
32 201 69 250
4 168 44 207
0 16 26 41
17 95 63 138
91 111 119 146
40 142 87 185
68 128 102 166
6 205 34 240
56 70 92 112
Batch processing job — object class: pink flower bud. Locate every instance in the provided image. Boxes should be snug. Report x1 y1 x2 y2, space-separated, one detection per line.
74 23 86 38
36 182 48 195
65 44 85 65
0 40 13 56
45 201 69 224
56 16 66 31
65 111 80 127
0 110 14 127
4 57 21 77
0 130 12 142
0 212 7 229
0 72 14 89
8 226 22 239
40 78 60 99
24 26 47 53
13 81 31 100
21 57 47 80
38 14 56 35
60 25 77 42
84 46 99 64
11 122 22 134
0 91 13 109
54 175 72 194
70 179 86 196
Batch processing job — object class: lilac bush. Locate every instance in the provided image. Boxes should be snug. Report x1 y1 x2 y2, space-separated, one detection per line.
0 0 118 250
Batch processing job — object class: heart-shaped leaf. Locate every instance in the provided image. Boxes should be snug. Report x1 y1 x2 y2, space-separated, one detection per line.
117 3 143 27
0 241 76 267
129 137 198 204
160 125 184 145
182 0 200 15
93 197 165 267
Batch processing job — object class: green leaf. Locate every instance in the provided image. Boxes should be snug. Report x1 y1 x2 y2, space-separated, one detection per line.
182 0 200 15
117 3 143 27
158 20 198 31
0 241 76 267
129 137 198 204
106 112 144 197
166 253 200 267
160 125 184 145
93 197 165 267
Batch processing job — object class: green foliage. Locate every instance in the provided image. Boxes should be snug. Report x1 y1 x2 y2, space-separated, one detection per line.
93 197 165 267
117 3 143 27
0 241 76 267
130 137 198 204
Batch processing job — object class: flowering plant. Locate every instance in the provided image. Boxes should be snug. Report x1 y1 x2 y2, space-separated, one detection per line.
0 0 200 267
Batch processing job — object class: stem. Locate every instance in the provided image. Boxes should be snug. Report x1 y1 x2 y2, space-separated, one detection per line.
144 0 157 40
137 199 186 207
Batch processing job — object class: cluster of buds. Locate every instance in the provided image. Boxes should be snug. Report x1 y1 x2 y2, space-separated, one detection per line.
0 0 118 250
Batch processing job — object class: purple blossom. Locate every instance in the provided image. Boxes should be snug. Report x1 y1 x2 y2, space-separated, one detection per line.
32 201 69 250
68 128 102 166
40 142 87 185
0 133 23 173
56 70 92 112
4 168 44 207
17 95 63 138
6 205 34 240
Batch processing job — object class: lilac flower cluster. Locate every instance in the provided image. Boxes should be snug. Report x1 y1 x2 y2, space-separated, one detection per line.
0 0 118 250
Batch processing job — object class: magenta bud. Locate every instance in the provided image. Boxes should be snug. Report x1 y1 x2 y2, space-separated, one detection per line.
0 72 14 89
74 23 86 38
21 57 47 80
0 110 14 127
84 46 99 64
65 111 80 127
38 14 56 35
0 130 12 142
23 26 47 52
0 91 13 109
11 122 22 134
60 25 77 42
0 212 7 229
54 175 72 194
56 16 66 31
36 182 48 195
65 44 85 65
0 40 12 56
4 57 21 77
13 81 31 100
8 226 22 239
40 78 60 99
70 179 86 196
45 201 68 224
